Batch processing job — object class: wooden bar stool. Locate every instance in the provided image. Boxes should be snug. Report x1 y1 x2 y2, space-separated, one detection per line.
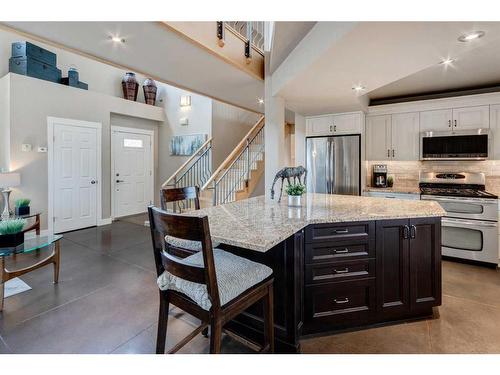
160 186 200 212
148 206 275 354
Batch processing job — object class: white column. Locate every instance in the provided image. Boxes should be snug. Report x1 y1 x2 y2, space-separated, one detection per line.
264 94 285 198
294 113 306 167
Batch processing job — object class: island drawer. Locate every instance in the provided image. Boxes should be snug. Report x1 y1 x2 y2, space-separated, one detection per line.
305 221 374 244
305 259 375 284
305 240 374 264
304 279 376 329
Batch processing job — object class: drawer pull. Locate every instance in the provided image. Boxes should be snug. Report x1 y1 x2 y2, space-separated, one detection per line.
333 267 349 274
334 297 350 304
334 229 349 234
333 248 349 254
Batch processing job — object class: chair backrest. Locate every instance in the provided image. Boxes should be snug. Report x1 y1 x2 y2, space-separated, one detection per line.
160 186 200 212
147 205 220 310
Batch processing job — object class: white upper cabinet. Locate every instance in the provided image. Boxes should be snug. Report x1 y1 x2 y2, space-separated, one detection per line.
420 106 489 132
365 115 391 160
452 105 490 130
419 109 452 132
306 112 362 136
331 113 363 134
489 104 500 159
391 112 420 161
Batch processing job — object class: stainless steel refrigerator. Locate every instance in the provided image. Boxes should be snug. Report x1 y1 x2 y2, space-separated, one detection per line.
306 135 361 195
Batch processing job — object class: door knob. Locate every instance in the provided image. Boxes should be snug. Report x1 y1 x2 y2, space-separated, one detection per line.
116 179 125 183
90 180 97 185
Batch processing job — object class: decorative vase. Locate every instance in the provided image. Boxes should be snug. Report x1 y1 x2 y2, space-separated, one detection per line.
0 232 24 248
122 72 139 101
143 78 157 105
288 195 302 207
15 206 30 216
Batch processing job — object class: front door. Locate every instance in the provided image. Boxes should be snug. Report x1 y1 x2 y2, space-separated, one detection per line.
112 128 153 218
53 122 98 233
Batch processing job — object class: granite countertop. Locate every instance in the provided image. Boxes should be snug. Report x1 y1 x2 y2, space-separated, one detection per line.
363 186 421 194
192 193 444 252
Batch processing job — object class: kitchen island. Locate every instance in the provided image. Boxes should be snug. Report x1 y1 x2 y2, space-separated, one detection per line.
194 193 445 353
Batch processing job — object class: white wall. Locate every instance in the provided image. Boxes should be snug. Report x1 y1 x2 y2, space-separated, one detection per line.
0 75 9 172
294 113 306 167
211 101 260 168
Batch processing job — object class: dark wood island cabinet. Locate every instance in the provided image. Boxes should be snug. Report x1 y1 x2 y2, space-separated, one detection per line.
194 194 445 353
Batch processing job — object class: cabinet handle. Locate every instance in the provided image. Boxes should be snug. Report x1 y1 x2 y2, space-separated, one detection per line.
403 225 410 239
334 124 337 132
334 297 350 304
410 225 417 239
333 267 349 274
329 125 333 132
333 248 349 254
448 120 451 128
392 149 395 158
454 120 457 127
334 229 349 234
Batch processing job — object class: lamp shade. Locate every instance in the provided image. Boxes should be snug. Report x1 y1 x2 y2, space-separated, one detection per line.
0 172 21 188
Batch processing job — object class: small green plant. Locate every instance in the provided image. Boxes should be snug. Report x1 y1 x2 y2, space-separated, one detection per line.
286 183 306 196
15 198 31 208
0 218 27 235
387 176 394 188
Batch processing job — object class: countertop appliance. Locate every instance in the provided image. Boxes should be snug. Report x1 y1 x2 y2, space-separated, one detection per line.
419 171 498 266
420 129 490 160
372 164 388 188
306 134 360 195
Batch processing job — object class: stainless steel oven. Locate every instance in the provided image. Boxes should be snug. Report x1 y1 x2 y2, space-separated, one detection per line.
420 195 498 221
441 217 498 264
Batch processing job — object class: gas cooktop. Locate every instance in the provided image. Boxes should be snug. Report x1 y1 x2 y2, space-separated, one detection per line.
419 187 498 199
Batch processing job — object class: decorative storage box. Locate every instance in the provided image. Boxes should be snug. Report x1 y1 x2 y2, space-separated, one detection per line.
11 41 57 66
9 57 62 83
60 77 88 90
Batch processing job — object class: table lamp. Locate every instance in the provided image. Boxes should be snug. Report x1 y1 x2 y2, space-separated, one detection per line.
0 172 21 218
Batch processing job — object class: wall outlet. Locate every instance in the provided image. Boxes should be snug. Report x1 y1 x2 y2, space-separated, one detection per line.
37 147 48 153
180 117 189 126
21 144 33 152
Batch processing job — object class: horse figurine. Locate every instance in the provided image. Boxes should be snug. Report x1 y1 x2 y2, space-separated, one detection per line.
270 166 307 202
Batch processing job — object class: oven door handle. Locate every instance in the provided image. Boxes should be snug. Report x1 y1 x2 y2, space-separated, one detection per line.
422 196 497 204
442 218 498 227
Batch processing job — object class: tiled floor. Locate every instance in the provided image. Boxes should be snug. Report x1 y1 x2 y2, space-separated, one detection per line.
1 216 499 354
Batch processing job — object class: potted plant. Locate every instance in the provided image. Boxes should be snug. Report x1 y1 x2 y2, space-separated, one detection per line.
15 198 31 216
286 183 306 207
387 175 394 188
0 218 27 248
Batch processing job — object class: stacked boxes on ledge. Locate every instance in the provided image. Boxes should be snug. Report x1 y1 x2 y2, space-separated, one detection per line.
9 41 88 90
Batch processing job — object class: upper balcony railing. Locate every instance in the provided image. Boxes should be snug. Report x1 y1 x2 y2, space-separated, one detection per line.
224 22 265 55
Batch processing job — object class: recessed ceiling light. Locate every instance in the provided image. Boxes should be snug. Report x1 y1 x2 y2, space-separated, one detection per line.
109 36 125 43
257 98 264 104
440 58 455 65
352 85 366 92
458 31 485 42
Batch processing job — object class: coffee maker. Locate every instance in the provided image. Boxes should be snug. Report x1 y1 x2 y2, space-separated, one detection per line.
372 164 388 188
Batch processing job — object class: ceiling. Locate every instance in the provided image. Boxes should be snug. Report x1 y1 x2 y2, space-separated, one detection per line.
269 22 316 74
2 22 264 113
272 22 500 115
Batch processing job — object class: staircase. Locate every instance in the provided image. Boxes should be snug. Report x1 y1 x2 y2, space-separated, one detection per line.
161 116 265 209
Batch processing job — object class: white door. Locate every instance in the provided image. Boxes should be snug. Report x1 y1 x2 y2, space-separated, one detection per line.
452 105 490 130
391 112 420 161
365 115 391 160
53 123 98 233
331 113 362 134
419 109 452 132
112 129 153 218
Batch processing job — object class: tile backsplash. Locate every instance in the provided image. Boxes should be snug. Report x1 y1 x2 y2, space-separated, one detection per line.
366 160 500 195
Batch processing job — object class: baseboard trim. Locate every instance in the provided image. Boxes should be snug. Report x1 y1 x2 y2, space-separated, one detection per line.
98 218 113 226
